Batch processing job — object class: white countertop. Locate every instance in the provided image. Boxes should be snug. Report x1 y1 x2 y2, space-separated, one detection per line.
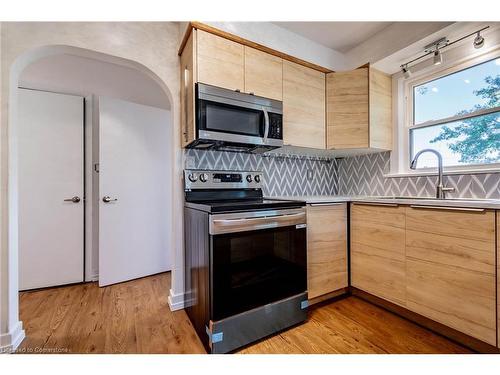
268 195 500 209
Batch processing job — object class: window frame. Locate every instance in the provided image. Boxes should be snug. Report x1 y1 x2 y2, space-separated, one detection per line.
399 49 500 175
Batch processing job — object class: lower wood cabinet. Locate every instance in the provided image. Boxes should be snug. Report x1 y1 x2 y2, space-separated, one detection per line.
497 212 500 348
306 203 347 300
350 203 498 347
350 203 406 307
406 207 497 346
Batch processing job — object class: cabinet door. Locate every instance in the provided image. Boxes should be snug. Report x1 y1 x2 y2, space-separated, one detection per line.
197 30 244 91
406 207 496 345
497 211 500 349
369 68 392 150
283 61 325 149
180 30 196 147
326 68 369 149
307 203 347 300
244 47 282 100
351 204 406 306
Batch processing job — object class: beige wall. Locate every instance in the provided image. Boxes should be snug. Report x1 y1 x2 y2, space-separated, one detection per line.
0 22 184 350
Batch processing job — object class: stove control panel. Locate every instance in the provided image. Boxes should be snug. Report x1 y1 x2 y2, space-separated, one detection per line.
184 170 263 190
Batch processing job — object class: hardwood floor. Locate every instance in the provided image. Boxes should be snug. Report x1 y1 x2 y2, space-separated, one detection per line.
18 273 205 354
18 272 471 354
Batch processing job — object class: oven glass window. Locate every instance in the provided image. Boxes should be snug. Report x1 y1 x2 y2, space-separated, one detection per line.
201 101 264 137
212 226 306 321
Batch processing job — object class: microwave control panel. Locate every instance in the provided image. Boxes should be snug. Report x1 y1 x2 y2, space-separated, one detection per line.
268 112 283 140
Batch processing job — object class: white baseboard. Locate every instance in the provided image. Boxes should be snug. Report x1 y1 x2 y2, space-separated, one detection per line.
167 288 185 311
0 321 26 353
85 272 99 282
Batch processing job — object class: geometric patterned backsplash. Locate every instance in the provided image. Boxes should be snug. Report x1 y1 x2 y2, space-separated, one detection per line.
184 149 500 199
337 151 500 199
184 149 339 196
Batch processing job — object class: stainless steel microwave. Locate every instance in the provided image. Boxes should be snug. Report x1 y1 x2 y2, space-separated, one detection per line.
187 83 283 153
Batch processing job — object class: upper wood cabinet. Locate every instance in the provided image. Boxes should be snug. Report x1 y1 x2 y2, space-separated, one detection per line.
197 30 245 92
306 203 348 301
196 30 284 98
179 28 288 147
180 30 197 148
351 203 406 307
283 61 326 149
244 47 283 101
327 66 392 150
406 207 497 345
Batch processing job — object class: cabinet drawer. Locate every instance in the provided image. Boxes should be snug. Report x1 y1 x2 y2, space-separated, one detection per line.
351 204 406 307
406 207 496 345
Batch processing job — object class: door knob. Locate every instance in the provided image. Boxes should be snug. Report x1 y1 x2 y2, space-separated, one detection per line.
102 196 118 203
64 196 81 203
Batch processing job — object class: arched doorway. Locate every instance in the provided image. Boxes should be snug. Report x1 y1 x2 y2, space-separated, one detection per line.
5 45 176 351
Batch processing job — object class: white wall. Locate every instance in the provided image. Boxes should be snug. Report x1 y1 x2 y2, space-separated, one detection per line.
19 54 170 110
0 22 183 352
346 22 453 71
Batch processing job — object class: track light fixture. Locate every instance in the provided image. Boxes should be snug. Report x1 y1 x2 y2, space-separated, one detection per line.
425 37 447 67
433 49 442 65
401 64 411 78
473 32 485 49
400 26 489 74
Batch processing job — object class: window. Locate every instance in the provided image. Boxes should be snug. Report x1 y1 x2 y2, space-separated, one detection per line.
409 57 500 169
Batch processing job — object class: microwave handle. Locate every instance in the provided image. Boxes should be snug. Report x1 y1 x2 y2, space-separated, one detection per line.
262 107 270 143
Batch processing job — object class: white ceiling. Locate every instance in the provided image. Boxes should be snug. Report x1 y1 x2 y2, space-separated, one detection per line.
273 22 393 53
19 54 170 110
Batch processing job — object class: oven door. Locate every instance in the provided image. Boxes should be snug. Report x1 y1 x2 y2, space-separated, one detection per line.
209 208 307 321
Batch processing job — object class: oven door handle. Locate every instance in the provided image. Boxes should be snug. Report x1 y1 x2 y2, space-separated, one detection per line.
210 212 306 235
262 107 270 144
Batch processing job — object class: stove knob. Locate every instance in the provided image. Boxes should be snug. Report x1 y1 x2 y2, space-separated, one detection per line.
246 175 253 183
254 175 261 183
188 173 198 182
199 173 209 183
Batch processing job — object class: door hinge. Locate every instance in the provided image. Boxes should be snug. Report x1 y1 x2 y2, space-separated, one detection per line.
94 163 99 173
206 325 223 344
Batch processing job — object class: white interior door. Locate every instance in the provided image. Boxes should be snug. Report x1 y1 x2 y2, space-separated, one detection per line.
98 96 171 287
18 89 84 290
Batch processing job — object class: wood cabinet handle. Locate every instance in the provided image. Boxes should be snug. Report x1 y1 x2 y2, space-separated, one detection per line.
352 202 399 207
309 202 344 207
183 67 189 142
409 205 485 213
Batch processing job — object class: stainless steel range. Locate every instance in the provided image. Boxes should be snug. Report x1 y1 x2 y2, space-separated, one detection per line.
183 169 308 353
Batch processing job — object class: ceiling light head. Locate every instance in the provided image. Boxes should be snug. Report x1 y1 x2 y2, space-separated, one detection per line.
473 32 485 49
402 65 411 79
433 49 442 65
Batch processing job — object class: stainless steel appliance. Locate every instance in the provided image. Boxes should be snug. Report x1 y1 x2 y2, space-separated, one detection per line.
186 83 283 153
184 169 308 353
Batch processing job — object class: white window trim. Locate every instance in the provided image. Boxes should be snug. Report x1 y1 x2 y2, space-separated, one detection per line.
388 45 500 177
